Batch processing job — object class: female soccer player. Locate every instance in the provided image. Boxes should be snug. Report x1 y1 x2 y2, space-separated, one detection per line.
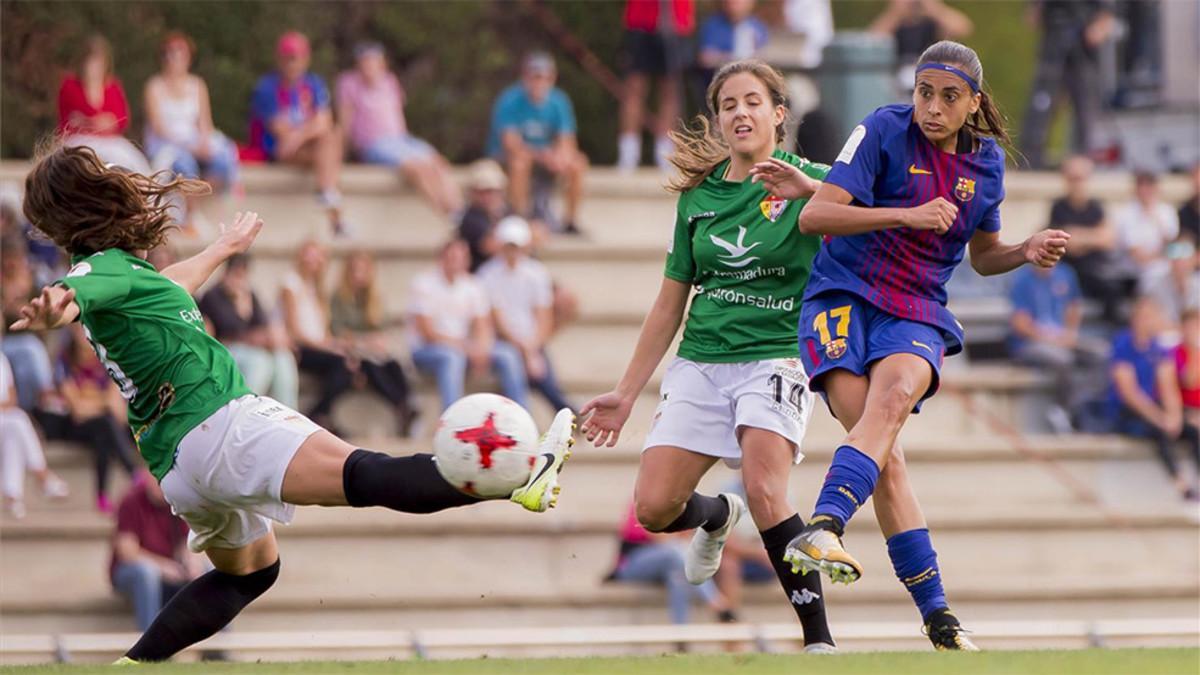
750 40 1069 650
11 144 574 663
581 60 835 651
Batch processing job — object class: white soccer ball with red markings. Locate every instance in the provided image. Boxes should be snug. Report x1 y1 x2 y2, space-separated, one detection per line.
433 393 540 498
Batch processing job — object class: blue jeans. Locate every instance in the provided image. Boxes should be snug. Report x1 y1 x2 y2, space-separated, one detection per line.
1 334 54 411
227 344 299 409
361 134 435 167
613 543 719 624
412 342 529 411
146 132 240 189
112 560 186 631
497 342 572 412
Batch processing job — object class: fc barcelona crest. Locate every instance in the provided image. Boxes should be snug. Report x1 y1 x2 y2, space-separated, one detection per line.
760 195 788 222
954 177 976 202
825 337 847 360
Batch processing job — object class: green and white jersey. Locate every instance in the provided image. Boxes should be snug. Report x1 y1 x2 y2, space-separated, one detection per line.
58 249 252 481
665 150 830 363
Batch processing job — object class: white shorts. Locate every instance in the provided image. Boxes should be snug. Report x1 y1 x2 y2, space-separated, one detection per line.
643 357 815 468
160 395 322 552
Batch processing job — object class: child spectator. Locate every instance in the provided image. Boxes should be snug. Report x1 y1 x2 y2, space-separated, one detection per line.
336 42 463 218
458 159 510 273
408 239 529 411
477 217 573 413
57 35 150 174
330 250 418 436
58 324 139 513
144 32 240 195
488 52 588 235
1008 263 1107 432
109 470 204 631
617 0 695 172
279 240 355 431
197 254 299 409
698 1 770 77
1108 297 1200 501
249 32 349 236
1 352 68 519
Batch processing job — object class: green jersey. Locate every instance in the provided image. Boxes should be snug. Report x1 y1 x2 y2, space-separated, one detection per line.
665 150 830 363
59 249 251 480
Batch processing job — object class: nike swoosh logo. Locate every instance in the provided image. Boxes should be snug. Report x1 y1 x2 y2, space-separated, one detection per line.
909 164 932 175
911 340 934 354
528 452 557 484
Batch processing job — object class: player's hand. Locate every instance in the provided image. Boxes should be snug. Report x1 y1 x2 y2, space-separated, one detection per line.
214 211 264 257
9 286 76 331
903 197 958 233
1023 229 1070 268
749 157 821 200
579 391 634 448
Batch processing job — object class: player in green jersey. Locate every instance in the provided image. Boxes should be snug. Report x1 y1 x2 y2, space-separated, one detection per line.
580 60 835 651
12 144 574 663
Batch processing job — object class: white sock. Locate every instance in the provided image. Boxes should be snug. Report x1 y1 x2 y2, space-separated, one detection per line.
617 133 640 170
654 135 675 171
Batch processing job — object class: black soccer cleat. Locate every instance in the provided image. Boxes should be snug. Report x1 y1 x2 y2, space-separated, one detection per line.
924 608 979 651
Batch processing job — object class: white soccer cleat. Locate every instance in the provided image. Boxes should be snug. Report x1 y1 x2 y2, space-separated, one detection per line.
684 493 746 585
802 642 838 654
510 409 575 513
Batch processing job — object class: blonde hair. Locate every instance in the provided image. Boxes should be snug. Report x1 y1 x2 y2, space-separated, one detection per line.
667 59 789 193
335 249 383 329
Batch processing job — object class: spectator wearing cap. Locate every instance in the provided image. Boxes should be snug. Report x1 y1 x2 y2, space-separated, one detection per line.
336 42 463 218
458 159 510 273
250 31 349 236
144 32 240 195
408 240 530 411
477 216 574 413
57 35 151 174
1113 171 1180 293
487 52 589 236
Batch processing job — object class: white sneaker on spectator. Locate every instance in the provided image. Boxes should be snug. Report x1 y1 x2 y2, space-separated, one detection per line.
655 135 675 173
617 133 640 173
42 476 69 500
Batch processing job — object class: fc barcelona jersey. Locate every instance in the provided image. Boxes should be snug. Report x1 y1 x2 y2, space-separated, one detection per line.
804 104 1006 354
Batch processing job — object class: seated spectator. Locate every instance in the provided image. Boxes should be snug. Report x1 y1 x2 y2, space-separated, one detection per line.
869 0 973 94
1114 170 1180 293
336 42 463 218
697 0 770 77
144 32 240 197
488 52 588 235
58 324 139 513
279 240 355 431
1051 156 1137 324
110 470 204 632
1178 308 1200 429
1178 163 1200 247
1008 264 1107 432
606 501 733 625
477 217 573 413
1 352 68 519
330 250 417 436
57 35 151 174
1108 297 1200 501
408 239 529 411
250 32 349 236
197 254 298 409
1 238 57 412
459 159 510 273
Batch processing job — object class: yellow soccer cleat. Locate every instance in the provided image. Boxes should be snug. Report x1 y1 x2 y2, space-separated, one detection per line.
925 608 980 651
510 409 575 513
783 516 864 584
112 656 141 665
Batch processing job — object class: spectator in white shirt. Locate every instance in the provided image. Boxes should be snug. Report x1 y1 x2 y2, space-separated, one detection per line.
408 239 529 410
477 217 573 412
1 351 68 519
1114 170 1179 294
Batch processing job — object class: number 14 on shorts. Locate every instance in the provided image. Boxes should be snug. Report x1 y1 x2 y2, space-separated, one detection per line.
767 361 808 420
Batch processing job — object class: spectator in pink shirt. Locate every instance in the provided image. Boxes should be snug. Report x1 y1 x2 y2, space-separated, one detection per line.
337 42 462 218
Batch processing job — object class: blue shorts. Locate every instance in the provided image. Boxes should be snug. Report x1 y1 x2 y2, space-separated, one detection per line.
798 291 946 414
361 134 436 167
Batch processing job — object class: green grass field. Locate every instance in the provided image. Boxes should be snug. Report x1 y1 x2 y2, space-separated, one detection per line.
5 649 1199 675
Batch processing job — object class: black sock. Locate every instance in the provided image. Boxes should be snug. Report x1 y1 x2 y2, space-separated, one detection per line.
125 558 280 662
342 450 482 513
658 493 730 533
760 515 835 647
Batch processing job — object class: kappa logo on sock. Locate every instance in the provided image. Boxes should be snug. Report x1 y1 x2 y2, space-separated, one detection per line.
790 588 822 606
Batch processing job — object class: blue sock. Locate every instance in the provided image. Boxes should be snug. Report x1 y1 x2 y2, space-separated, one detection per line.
812 445 879 528
887 528 948 622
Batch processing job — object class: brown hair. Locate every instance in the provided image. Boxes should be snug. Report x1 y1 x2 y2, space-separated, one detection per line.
916 40 1011 147
335 249 383 329
75 35 114 81
160 31 196 62
667 59 789 193
23 142 208 257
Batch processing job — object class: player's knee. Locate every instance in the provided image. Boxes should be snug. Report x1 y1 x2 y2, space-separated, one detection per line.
635 493 685 532
875 378 919 427
229 557 281 600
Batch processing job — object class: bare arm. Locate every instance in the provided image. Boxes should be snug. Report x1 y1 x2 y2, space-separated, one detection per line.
924 0 974 38
8 286 79 332
501 129 529 159
799 183 953 236
196 79 215 140
161 211 263 295
969 228 1070 276
1009 310 1042 342
143 79 174 140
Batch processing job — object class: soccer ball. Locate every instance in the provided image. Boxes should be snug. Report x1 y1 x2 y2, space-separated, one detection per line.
433 393 540 498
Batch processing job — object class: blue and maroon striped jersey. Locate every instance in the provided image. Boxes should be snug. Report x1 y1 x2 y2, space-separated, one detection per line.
803 104 1006 354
